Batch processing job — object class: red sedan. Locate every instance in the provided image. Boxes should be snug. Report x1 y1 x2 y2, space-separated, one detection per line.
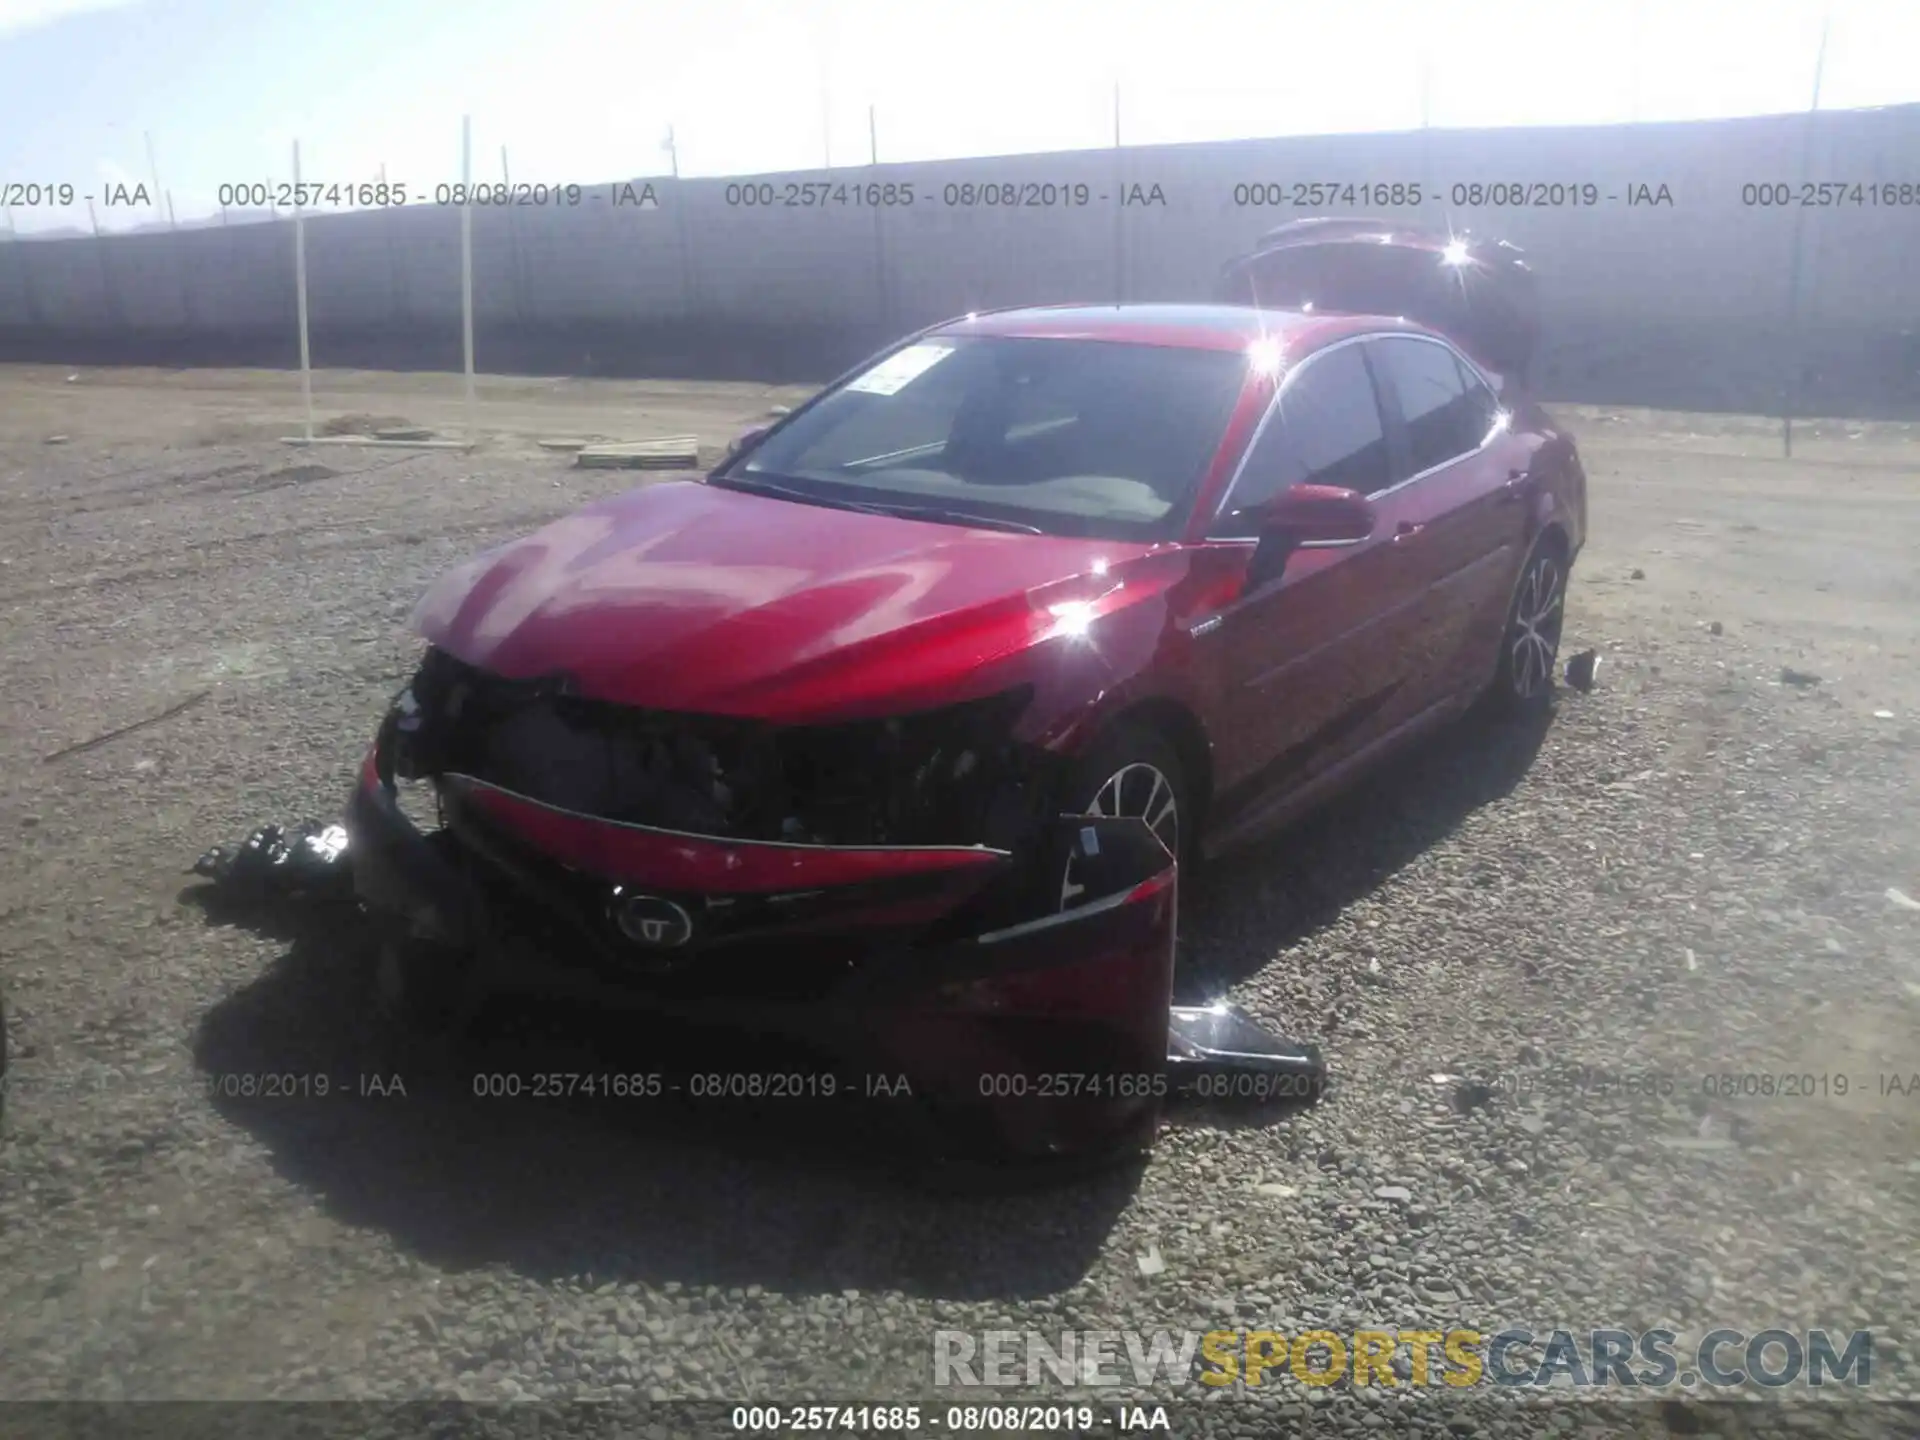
345 225 1585 1174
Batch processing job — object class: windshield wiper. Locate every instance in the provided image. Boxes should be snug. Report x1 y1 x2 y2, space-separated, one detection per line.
711 473 897 517
874 505 1045 535
717 476 1046 534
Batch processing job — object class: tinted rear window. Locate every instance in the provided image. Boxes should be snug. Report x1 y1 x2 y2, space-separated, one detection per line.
1372 336 1493 476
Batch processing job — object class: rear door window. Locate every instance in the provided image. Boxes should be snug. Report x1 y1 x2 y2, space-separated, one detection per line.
1452 351 1505 444
1374 336 1489 481
1371 336 1492 480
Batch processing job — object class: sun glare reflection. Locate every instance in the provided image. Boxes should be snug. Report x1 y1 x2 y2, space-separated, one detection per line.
1048 600 1099 640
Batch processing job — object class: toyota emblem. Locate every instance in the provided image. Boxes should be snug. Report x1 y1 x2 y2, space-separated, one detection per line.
612 892 695 949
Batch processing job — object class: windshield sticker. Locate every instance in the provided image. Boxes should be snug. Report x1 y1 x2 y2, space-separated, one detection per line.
845 342 955 396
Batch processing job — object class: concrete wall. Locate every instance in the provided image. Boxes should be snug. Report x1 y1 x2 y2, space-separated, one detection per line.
2 105 1918 415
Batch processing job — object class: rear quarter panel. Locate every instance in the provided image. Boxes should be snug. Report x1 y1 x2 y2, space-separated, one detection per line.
1515 398 1587 556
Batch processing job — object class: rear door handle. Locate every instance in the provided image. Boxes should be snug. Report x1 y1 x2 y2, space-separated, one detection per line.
1497 467 1528 504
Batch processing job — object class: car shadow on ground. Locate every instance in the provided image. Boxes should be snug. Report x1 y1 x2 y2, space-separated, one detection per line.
187 884 1146 1300
184 697 1560 1300
1175 700 1558 1003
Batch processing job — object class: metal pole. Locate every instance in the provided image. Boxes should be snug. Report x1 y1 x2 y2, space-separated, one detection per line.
170 190 193 327
1783 14 1830 458
86 196 121 325
502 142 526 325
380 161 407 323
672 178 692 319
10 208 44 327
817 1 834 172
1112 83 1124 304
1630 0 1645 121
461 116 476 445
293 140 313 443
665 125 679 179
144 131 163 222
870 103 885 331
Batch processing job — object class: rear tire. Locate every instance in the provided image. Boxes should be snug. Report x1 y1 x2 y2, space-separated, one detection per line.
1058 723 1190 911
1489 538 1569 714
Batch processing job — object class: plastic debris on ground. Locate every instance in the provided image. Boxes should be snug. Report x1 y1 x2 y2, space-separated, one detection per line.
1563 650 1601 692
190 821 353 897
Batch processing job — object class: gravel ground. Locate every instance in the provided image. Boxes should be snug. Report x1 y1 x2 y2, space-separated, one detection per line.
1 370 1917 1437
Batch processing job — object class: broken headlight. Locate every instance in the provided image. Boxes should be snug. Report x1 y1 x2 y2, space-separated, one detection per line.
381 649 1051 850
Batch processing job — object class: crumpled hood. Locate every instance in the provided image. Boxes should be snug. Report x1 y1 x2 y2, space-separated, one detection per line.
411 479 1167 722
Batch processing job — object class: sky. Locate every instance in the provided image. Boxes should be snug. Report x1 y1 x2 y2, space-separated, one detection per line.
1 0 1917 234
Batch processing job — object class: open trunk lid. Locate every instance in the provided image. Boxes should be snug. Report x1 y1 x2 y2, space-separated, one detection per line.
1216 217 1540 384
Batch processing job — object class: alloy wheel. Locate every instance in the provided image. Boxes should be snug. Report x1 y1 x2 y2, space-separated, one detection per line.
1508 553 1565 701
1059 762 1180 910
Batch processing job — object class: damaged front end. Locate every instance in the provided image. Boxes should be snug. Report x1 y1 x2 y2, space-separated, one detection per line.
341 648 1322 1176
362 647 1068 951
383 646 1053 854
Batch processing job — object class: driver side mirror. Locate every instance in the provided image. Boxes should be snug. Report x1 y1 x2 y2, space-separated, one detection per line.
725 423 773 462
1249 483 1377 544
1239 484 1377 591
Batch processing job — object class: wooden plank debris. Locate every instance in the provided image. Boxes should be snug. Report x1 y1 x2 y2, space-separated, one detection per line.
281 436 469 449
574 435 702 469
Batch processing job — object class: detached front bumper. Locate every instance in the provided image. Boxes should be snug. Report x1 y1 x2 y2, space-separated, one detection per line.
345 747 1186 1172
346 694 1328 1177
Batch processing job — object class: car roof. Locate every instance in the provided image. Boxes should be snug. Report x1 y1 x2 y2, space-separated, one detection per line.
935 303 1414 354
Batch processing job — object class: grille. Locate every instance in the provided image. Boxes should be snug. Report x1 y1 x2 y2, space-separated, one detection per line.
392 648 1046 849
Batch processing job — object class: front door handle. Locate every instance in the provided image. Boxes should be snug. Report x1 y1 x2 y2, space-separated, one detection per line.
1497 468 1528 505
1392 521 1425 544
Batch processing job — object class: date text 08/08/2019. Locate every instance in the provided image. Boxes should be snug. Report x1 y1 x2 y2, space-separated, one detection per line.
209 181 662 210
728 1404 1171 1433
1445 1067 1920 1101
1227 181 1672 208
0 1070 410 1102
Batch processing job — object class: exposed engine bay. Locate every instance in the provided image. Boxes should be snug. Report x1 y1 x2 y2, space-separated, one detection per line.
382 647 1061 852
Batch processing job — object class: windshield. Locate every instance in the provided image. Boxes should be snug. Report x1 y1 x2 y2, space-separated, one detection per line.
716 335 1248 541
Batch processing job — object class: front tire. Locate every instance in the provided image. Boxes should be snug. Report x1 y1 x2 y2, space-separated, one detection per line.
1058 723 1189 911
1490 539 1569 713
